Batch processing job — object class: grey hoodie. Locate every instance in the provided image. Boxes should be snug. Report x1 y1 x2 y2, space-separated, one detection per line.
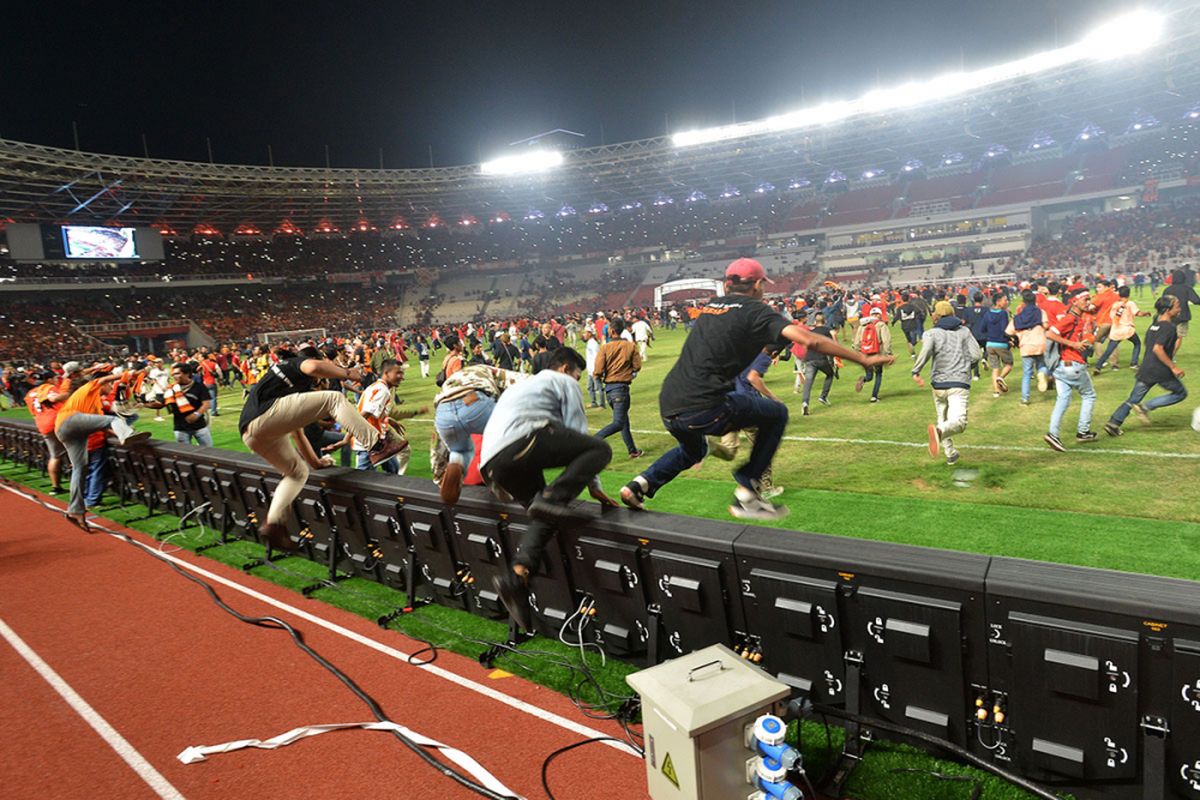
912 317 982 389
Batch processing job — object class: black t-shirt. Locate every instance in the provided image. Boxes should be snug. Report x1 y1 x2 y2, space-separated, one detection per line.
1137 319 1179 385
804 325 834 363
1163 284 1200 323
169 381 211 433
897 302 924 330
531 350 554 374
238 357 317 434
659 294 790 417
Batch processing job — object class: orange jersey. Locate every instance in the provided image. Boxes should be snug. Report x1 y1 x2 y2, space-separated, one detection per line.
25 380 67 434
55 379 107 432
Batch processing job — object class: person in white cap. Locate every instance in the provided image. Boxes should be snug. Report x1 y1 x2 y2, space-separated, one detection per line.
621 258 893 520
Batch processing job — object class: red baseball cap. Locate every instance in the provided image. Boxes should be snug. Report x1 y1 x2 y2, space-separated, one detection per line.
725 257 773 284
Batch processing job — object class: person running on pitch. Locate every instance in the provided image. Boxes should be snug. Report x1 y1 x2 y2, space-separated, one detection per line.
481 347 619 632
620 258 894 520
239 345 406 552
912 301 982 466
1104 294 1188 436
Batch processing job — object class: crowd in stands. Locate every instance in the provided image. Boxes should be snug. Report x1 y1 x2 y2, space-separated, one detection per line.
5 197 1200 365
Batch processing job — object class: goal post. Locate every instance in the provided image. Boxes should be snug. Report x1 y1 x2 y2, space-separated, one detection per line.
258 328 327 345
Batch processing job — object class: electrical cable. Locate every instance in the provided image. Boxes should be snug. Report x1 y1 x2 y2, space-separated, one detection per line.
540 737 626 800
810 703 1061 800
0 478 516 800
889 767 982 800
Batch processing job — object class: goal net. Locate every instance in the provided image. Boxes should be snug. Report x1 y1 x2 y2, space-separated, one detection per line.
259 328 327 345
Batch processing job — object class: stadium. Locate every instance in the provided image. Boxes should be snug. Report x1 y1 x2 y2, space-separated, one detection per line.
1 4 1199 800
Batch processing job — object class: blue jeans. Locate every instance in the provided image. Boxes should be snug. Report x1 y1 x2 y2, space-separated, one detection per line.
174 427 213 447
355 449 399 474
1108 377 1188 425
1049 362 1097 437
862 366 883 399
1095 334 1141 370
587 374 606 407
596 383 637 453
435 393 496 467
207 384 218 415
1020 355 1048 401
85 447 108 508
639 392 789 496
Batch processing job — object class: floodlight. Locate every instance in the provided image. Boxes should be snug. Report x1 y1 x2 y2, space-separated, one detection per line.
670 9 1166 149
1081 9 1163 58
480 150 564 175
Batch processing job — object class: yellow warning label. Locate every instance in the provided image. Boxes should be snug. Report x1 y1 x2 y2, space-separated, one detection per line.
661 752 680 789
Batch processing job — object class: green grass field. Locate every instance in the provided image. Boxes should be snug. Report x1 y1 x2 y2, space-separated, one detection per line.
36 304 1187 581
4 305 1195 800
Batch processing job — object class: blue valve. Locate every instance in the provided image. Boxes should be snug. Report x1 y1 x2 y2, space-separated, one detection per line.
757 775 803 800
755 756 804 800
756 739 802 771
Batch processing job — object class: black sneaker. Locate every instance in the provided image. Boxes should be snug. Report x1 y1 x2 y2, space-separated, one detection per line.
946 452 961 466
620 481 646 511
1076 430 1098 442
492 571 534 633
48 486 64 496
1044 432 1066 452
1103 422 1123 437
818 397 831 407
802 403 810 416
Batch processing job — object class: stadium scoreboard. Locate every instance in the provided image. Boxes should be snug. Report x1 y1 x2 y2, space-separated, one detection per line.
4 222 164 262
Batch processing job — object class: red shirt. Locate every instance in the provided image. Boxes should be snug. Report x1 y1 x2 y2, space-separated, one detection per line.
1037 294 1067 321
1051 312 1089 364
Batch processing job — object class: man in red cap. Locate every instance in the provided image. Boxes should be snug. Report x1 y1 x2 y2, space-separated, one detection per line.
620 258 894 520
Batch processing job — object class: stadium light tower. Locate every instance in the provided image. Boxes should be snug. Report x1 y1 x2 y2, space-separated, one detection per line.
480 149 564 176
671 8 1165 148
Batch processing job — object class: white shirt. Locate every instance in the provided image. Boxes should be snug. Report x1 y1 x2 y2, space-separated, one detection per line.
149 366 171 392
620 330 634 342
585 338 600 372
631 319 652 342
353 380 393 451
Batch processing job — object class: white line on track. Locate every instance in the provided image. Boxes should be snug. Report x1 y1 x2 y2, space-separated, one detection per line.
0 483 640 758
0 616 187 800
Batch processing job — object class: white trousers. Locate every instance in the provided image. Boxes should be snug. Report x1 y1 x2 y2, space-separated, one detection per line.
932 388 970 458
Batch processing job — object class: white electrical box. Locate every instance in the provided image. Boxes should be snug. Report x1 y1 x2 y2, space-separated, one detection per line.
626 644 791 800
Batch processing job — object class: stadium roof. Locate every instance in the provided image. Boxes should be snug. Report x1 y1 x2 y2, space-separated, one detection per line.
2 5 1200 233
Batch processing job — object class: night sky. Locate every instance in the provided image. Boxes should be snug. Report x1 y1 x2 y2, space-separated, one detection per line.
5 0 1130 169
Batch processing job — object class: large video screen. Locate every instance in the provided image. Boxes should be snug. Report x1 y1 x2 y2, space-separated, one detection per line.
61 226 139 259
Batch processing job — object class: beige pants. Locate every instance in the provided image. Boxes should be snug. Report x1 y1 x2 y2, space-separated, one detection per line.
242 390 383 524
932 388 970 460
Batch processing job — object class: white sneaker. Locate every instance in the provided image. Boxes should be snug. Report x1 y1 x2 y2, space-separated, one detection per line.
729 486 789 521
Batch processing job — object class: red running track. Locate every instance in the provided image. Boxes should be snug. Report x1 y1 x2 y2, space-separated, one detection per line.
0 488 649 800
